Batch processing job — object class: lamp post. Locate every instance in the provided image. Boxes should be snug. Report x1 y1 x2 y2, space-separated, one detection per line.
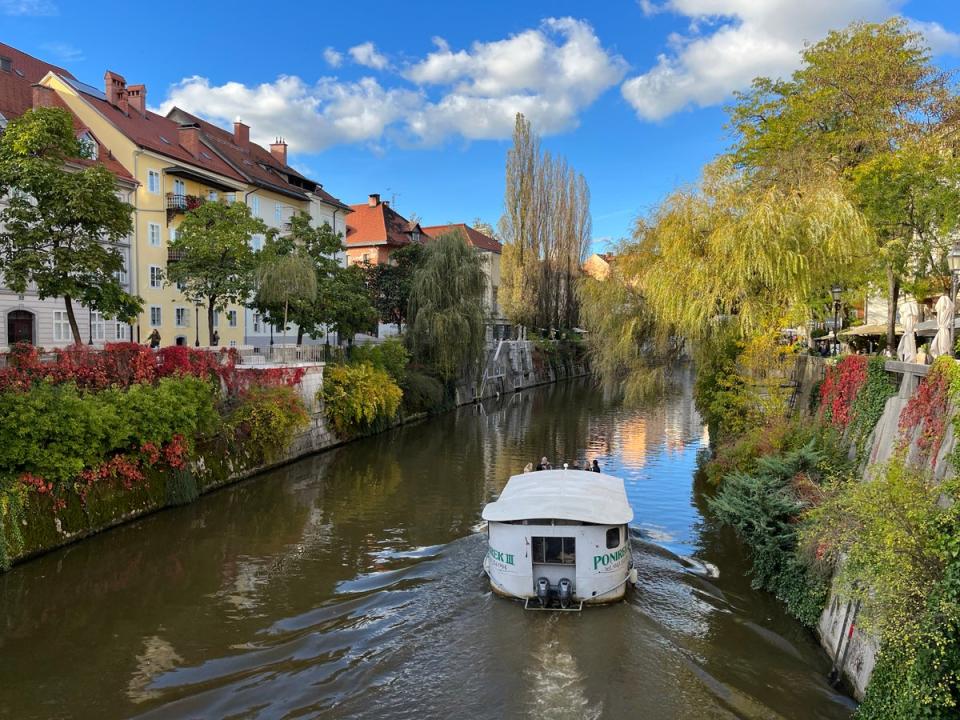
831 284 843 356
194 301 201 347
949 244 960 354
88 310 93 346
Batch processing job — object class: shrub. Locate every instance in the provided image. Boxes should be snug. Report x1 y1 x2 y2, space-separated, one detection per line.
227 384 309 464
351 338 410 384
400 368 447 415
806 465 960 718
0 376 217 493
321 362 402 435
709 442 836 626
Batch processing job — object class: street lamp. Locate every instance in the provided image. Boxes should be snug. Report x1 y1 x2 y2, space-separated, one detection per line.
194 301 201 347
948 244 960 353
831 284 843 356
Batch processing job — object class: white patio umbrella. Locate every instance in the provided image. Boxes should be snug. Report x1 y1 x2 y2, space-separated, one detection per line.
930 293 954 358
896 299 920 362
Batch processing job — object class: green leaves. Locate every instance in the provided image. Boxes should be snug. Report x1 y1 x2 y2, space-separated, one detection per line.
321 362 402 436
407 232 487 381
166 199 265 316
0 108 140 340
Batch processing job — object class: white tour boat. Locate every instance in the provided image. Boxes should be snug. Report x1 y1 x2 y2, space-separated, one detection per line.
481 469 636 610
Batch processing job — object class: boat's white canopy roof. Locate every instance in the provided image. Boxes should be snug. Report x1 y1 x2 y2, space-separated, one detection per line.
482 470 633 525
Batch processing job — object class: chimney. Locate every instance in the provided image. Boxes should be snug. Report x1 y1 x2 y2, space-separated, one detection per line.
104 71 128 113
31 83 55 108
127 84 146 114
178 123 202 158
368 193 380 207
269 137 288 165
233 118 250 148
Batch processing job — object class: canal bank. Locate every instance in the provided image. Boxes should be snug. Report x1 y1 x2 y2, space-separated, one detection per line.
4 340 587 568
0 374 855 719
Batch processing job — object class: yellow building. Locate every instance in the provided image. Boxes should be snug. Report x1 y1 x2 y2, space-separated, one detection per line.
41 70 352 348
41 71 249 347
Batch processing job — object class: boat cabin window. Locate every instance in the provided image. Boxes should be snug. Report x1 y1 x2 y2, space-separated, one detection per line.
531 536 575 565
606 527 621 549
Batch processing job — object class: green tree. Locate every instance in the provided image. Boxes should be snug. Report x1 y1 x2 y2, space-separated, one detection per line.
407 232 487 381
166 200 268 344
254 250 317 343
361 242 426 332
850 144 960 344
326 264 377 346
0 107 140 343
727 18 954 348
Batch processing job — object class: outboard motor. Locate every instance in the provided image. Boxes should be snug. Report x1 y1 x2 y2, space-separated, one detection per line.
535 577 551 608
558 578 573 609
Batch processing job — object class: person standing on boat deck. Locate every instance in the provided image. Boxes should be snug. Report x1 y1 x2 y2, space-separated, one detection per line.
592 459 601 473
536 457 550 471
523 462 533 473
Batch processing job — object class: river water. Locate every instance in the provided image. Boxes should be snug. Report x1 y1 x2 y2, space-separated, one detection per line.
0 375 855 719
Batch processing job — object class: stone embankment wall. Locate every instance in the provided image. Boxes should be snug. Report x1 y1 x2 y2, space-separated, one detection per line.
10 341 586 566
808 361 950 699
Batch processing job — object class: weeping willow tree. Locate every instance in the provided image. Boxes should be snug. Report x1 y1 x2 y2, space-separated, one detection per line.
637 159 874 342
255 251 317 342
407 232 487 381
578 158 874 402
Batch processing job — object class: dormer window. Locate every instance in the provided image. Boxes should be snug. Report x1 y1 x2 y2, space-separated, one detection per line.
411 232 420 243
79 131 98 161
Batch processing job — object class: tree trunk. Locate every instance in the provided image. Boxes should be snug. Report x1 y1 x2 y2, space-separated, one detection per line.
64 295 82 345
886 266 900 353
297 325 305 345
207 297 216 347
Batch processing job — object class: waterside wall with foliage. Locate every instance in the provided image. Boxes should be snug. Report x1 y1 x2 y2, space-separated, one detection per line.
1 338 586 570
703 352 960 717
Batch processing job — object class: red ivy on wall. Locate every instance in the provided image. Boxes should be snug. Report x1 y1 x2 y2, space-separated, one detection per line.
819 355 869 429
897 362 951 467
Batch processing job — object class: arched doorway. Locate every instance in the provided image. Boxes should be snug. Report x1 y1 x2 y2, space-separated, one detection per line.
7 310 35 345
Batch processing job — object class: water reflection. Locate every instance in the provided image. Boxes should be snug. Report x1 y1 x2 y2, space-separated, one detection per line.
0 373 854 719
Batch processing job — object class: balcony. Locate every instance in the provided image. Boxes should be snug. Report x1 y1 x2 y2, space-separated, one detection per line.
168 248 187 264
166 193 202 220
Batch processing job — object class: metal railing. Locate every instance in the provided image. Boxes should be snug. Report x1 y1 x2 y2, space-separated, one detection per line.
238 344 343 365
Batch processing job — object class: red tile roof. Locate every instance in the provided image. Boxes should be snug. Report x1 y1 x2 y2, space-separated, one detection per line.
0 41 72 119
422 223 502 254
346 199 422 248
0 43 133 182
67 78 245 184
166 108 348 210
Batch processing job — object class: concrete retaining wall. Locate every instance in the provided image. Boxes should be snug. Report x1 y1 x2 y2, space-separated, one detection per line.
815 361 953 698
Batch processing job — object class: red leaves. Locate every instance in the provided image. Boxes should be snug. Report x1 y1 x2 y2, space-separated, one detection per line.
897 363 950 467
819 355 869 429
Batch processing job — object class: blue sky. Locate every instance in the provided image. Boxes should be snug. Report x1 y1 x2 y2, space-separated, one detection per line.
3 0 960 251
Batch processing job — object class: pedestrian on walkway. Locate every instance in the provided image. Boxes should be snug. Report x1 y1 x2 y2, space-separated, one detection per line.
592 459 601 473
148 328 161 349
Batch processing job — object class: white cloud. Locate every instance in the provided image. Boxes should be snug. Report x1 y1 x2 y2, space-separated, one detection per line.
0 0 56 14
622 1 960 120
323 47 343 68
348 42 389 70
158 18 623 151
158 75 422 153
405 17 627 142
39 41 83 62
911 19 960 55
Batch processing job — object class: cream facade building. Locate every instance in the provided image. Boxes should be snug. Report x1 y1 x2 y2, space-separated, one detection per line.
40 69 349 348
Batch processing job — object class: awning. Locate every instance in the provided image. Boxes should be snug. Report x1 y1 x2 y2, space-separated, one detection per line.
838 323 903 337
164 166 240 192
916 316 960 337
